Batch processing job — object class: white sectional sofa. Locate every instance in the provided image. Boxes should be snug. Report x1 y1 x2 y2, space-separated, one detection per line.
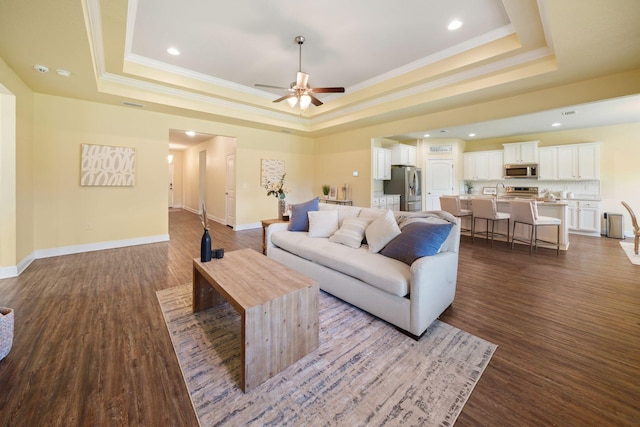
266 202 461 338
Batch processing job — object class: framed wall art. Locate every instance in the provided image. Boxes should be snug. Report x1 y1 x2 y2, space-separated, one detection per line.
328 185 338 200
80 144 136 187
260 158 285 186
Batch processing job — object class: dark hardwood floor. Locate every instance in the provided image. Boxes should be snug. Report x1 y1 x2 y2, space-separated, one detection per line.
0 209 638 426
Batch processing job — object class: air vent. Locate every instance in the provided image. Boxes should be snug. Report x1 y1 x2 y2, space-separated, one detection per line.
122 101 144 108
561 110 576 116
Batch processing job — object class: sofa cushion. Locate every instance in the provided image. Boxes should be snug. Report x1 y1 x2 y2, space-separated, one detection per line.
271 231 410 296
329 217 373 249
289 197 319 231
308 210 339 238
319 203 361 226
358 207 386 219
365 209 401 253
380 222 454 265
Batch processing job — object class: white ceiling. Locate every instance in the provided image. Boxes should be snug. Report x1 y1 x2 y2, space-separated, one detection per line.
1 0 640 143
129 0 510 94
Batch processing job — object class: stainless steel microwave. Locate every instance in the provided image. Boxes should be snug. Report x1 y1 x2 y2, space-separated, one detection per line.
504 164 538 179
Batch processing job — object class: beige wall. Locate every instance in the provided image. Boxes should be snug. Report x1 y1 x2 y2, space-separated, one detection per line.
0 57 34 269
33 94 170 249
314 128 373 207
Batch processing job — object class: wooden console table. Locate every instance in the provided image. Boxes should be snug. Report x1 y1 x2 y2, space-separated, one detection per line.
320 199 353 206
192 248 319 392
261 218 288 254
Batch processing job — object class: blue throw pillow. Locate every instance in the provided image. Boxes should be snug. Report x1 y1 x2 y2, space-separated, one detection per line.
288 197 320 231
380 222 453 265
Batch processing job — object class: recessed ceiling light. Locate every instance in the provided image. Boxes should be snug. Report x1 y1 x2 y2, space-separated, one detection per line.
468 133 476 137
185 130 196 137
423 134 431 138
167 47 180 56
34 64 49 73
551 122 562 127
448 19 463 31
56 69 71 77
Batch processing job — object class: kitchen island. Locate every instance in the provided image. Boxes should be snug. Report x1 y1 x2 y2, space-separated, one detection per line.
459 197 569 250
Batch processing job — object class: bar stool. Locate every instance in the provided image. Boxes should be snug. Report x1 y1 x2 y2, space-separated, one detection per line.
471 198 510 246
621 201 639 255
510 200 561 255
439 196 472 233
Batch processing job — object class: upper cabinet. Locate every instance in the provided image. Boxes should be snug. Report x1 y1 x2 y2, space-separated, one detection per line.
464 150 503 180
537 142 600 180
557 143 600 180
537 146 558 180
391 144 417 166
373 147 391 180
503 141 539 164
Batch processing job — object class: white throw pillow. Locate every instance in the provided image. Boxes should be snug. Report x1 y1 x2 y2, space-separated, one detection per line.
308 210 339 238
365 210 401 253
329 217 373 249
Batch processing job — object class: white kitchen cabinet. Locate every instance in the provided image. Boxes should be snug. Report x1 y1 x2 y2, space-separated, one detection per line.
373 147 391 180
503 141 539 164
567 200 601 234
537 146 558 180
387 195 400 211
464 150 503 180
391 144 417 166
557 143 600 180
487 150 504 179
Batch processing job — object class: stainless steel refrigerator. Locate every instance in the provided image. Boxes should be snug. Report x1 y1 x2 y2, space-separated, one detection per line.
383 166 422 211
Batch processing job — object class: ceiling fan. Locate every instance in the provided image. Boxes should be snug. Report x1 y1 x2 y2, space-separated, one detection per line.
255 36 345 109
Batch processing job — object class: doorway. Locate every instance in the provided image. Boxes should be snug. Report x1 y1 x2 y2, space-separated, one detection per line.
168 162 174 208
225 154 236 227
199 150 207 213
425 158 454 210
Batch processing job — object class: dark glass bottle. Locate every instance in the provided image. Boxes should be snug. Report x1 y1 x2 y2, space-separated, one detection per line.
200 229 212 262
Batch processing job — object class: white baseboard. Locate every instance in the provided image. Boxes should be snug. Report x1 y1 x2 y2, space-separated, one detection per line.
234 222 261 231
34 234 170 259
0 265 18 279
0 235 170 279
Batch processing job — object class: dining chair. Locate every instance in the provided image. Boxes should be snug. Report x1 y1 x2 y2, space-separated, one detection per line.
439 196 472 233
621 201 639 255
510 200 561 255
471 198 510 246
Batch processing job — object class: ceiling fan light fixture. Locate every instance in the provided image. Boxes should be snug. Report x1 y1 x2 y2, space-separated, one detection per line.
286 97 298 108
299 94 312 109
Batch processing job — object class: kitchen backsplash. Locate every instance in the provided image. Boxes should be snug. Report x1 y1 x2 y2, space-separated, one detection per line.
462 179 601 200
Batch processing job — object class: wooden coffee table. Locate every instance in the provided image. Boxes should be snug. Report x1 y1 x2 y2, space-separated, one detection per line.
192 248 319 392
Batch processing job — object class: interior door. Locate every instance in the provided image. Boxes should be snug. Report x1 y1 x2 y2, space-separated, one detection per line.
168 163 174 208
225 153 236 227
425 159 454 210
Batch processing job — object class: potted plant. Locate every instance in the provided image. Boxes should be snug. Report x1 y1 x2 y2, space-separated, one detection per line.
465 181 474 194
322 185 330 198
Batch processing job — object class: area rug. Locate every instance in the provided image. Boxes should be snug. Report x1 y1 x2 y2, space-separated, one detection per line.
157 285 497 426
620 241 640 265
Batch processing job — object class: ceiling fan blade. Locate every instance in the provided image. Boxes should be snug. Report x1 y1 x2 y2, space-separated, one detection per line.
255 83 288 90
309 94 323 106
273 94 295 103
296 72 309 88
309 87 345 93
